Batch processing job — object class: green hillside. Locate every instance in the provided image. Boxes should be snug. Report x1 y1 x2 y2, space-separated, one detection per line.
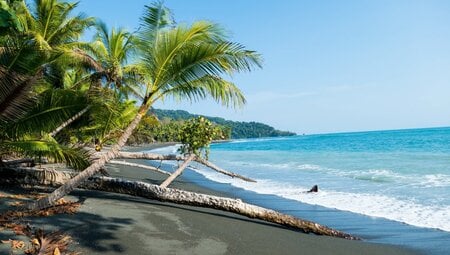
149 109 296 139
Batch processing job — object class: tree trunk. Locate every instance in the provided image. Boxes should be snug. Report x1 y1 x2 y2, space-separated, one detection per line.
116 152 256 182
49 105 91 137
193 156 256 182
109 160 171 175
1 167 359 240
117 151 185 161
25 105 148 211
160 154 195 188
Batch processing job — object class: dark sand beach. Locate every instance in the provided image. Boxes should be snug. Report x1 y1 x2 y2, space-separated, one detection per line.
0 145 422 255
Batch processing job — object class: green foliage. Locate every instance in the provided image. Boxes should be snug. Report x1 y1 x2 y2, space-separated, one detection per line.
6 88 88 137
0 0 24 34
0 0 94 168
151 108 296 139
63 90 137 149
178 117 218 158
1 0 261 172
127 115 229 145
0 135 90 170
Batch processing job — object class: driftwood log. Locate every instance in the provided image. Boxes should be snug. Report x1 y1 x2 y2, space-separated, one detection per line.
0 167 359 240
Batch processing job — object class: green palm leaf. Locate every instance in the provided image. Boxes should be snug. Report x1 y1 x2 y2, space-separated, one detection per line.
0 138 90 170
6 88 88 137
138 21 262 108
138 1 174 44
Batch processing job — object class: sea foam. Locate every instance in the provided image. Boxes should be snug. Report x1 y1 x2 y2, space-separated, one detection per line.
191 166 450 232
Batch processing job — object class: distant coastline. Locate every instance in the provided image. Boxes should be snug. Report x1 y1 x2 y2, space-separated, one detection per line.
150 108 296 139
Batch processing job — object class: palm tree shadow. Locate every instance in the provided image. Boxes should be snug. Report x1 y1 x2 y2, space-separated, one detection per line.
29 209 134 253
0 187 135 253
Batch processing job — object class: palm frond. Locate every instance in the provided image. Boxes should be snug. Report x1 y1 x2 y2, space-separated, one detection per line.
0 138 91 170
138 21 261 108
138 1 174 44
6 88 88 138
158 75 246 108
0 66 41 124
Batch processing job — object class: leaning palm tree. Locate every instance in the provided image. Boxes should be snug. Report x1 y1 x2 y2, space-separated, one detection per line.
28 2 262 210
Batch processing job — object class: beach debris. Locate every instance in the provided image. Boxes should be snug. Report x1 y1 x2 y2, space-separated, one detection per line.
307 185 318 193
24 229 77 255
1 239 26 250
0 191 80 255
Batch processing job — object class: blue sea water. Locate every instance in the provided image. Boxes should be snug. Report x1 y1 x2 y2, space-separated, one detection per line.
149 127 450 254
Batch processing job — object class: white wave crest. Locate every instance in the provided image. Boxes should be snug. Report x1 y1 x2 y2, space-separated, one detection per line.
191 167 450 232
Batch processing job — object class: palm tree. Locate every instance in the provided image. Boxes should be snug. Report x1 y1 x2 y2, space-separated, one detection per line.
0 0 95 169
49 21 140 138
28 2 262 210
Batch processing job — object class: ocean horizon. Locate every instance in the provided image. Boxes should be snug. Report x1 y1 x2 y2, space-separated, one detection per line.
148 126 450 254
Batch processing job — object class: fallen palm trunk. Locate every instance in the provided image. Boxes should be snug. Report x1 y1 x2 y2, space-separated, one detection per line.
0 167 359 240
109 160 171 175
160 154 196 188
193 156 256 182
116 152 256 182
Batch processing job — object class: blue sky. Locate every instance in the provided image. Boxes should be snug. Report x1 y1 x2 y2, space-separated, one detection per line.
76 0 450 134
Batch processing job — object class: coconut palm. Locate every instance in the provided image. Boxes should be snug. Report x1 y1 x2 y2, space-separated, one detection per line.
0 0 95 169
49 21 141 138
28 2 262 210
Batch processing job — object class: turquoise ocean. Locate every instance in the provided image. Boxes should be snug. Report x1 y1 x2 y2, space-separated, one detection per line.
149 127 450 254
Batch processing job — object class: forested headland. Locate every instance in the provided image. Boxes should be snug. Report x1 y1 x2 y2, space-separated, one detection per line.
127 108 296 144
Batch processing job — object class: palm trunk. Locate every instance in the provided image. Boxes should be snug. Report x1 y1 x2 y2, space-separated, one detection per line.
25 105 148 211
109 160 171 175
116 152 256 182
2 167 358 240
160 154 195 188
49 105 91 137
193 156 256 182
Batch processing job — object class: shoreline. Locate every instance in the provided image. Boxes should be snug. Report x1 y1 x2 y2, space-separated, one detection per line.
0 143 423 254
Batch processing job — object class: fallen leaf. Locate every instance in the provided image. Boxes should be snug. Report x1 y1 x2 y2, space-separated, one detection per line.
53 247 61 255
13 224 27 235
31 238 40 246
11 240 25 249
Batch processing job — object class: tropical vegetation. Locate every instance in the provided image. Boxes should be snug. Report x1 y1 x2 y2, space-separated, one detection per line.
0 0 262 210
128 114 231 145
150 108 296 138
